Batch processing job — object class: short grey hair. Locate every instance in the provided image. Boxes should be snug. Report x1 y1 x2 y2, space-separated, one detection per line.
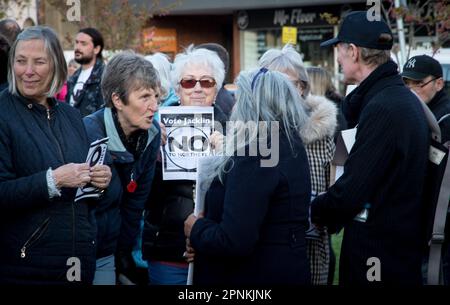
171 45 224 92
144 52 172 99
258 44 310 97
8 26 67 97
214 68 309 181
101 51 160 108
341 43 391 67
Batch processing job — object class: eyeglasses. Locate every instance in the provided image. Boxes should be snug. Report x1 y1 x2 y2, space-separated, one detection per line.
291 79 307 91
403 77 438 89
179 78 216 89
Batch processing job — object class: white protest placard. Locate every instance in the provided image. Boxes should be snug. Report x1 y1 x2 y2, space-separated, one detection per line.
159 106 214 180
331 127 357 184
74 137 109 202
187 155 221 285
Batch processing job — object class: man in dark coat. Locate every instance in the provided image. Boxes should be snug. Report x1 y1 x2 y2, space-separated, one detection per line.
402 55 450 143
312 11 430 286
66 28 105 117
402 55 450 284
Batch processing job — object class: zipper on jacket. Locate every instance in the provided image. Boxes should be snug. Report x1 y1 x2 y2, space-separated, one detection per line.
20 217 51 259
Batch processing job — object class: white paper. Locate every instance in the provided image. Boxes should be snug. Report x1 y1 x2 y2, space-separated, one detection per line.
74 137 109 202
159 106 215 180
335 165 344 181
341 127 357 152
187 155 221 285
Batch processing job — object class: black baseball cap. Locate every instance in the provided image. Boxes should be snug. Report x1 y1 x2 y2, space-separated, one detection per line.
320 11 393 50
401 55 443 80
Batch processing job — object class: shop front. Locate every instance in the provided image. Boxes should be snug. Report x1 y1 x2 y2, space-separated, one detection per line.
236 3 366 74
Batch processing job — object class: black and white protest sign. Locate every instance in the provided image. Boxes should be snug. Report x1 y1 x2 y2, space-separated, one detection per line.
75 137 109 202
160 106 214 180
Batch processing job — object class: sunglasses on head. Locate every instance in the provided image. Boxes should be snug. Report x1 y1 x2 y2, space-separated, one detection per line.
179 78 216 89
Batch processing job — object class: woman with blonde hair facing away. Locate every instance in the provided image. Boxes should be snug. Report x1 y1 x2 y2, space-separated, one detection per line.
307 66 347 139
259 44 337 285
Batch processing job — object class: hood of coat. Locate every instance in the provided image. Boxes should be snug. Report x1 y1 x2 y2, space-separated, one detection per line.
300 94 338 144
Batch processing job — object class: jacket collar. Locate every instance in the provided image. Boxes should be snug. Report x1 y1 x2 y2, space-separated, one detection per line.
14 93 58 114
300 95 338 144
343 60 400 127
71 58 104 85
104 107 159 153
428 89 448 112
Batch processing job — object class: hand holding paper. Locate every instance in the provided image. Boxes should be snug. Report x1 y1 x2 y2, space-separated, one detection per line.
53 163 91 188
89 164 112 190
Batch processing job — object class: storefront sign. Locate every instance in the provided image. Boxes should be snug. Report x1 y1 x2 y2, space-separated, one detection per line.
298 28 334 42
237 3 366 30
282 26 298 45
142 27 177 54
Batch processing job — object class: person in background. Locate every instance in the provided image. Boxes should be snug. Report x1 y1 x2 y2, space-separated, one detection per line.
307 66 347 141
306 66 347 284
145 53 179 108
56 59 80 102
0 34 10 91
401 55 450 285
184 68 312 285
0 25 111 284
66 27 105 117
259 44 337 285
142 46 228 285
402 55 450 143
196 43 235 116
83 51 161 285
312 11 429 285
0 18 21 44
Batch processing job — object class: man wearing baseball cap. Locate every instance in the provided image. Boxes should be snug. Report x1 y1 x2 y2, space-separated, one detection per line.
403 55 450 285
402 55 450 143
311 11 429 285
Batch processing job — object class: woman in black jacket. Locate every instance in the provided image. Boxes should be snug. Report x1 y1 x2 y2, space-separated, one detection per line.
0 26 111 284
184 69 312 285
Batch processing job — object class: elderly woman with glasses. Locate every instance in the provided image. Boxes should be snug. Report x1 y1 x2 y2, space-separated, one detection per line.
142 46 228 285
0 26 111 284
83 51 161 285
259 44 338 285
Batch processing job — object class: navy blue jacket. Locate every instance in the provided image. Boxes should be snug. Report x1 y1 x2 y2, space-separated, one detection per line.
311 61 430 285
190 132 311 285
83 108 160 258
0 90 96 284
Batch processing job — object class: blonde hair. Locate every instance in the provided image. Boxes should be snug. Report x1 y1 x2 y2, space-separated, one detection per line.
307 67 335 96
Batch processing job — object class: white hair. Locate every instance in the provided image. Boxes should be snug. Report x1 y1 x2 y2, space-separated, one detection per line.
171 45 224 92
144 52 172 99
258 44 310 96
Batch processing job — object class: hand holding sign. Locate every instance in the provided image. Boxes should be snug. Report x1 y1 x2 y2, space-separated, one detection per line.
75 137 109 202
53 163 91 188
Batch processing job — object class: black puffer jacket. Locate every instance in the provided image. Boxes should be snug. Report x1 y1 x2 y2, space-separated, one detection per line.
0 90 96 284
